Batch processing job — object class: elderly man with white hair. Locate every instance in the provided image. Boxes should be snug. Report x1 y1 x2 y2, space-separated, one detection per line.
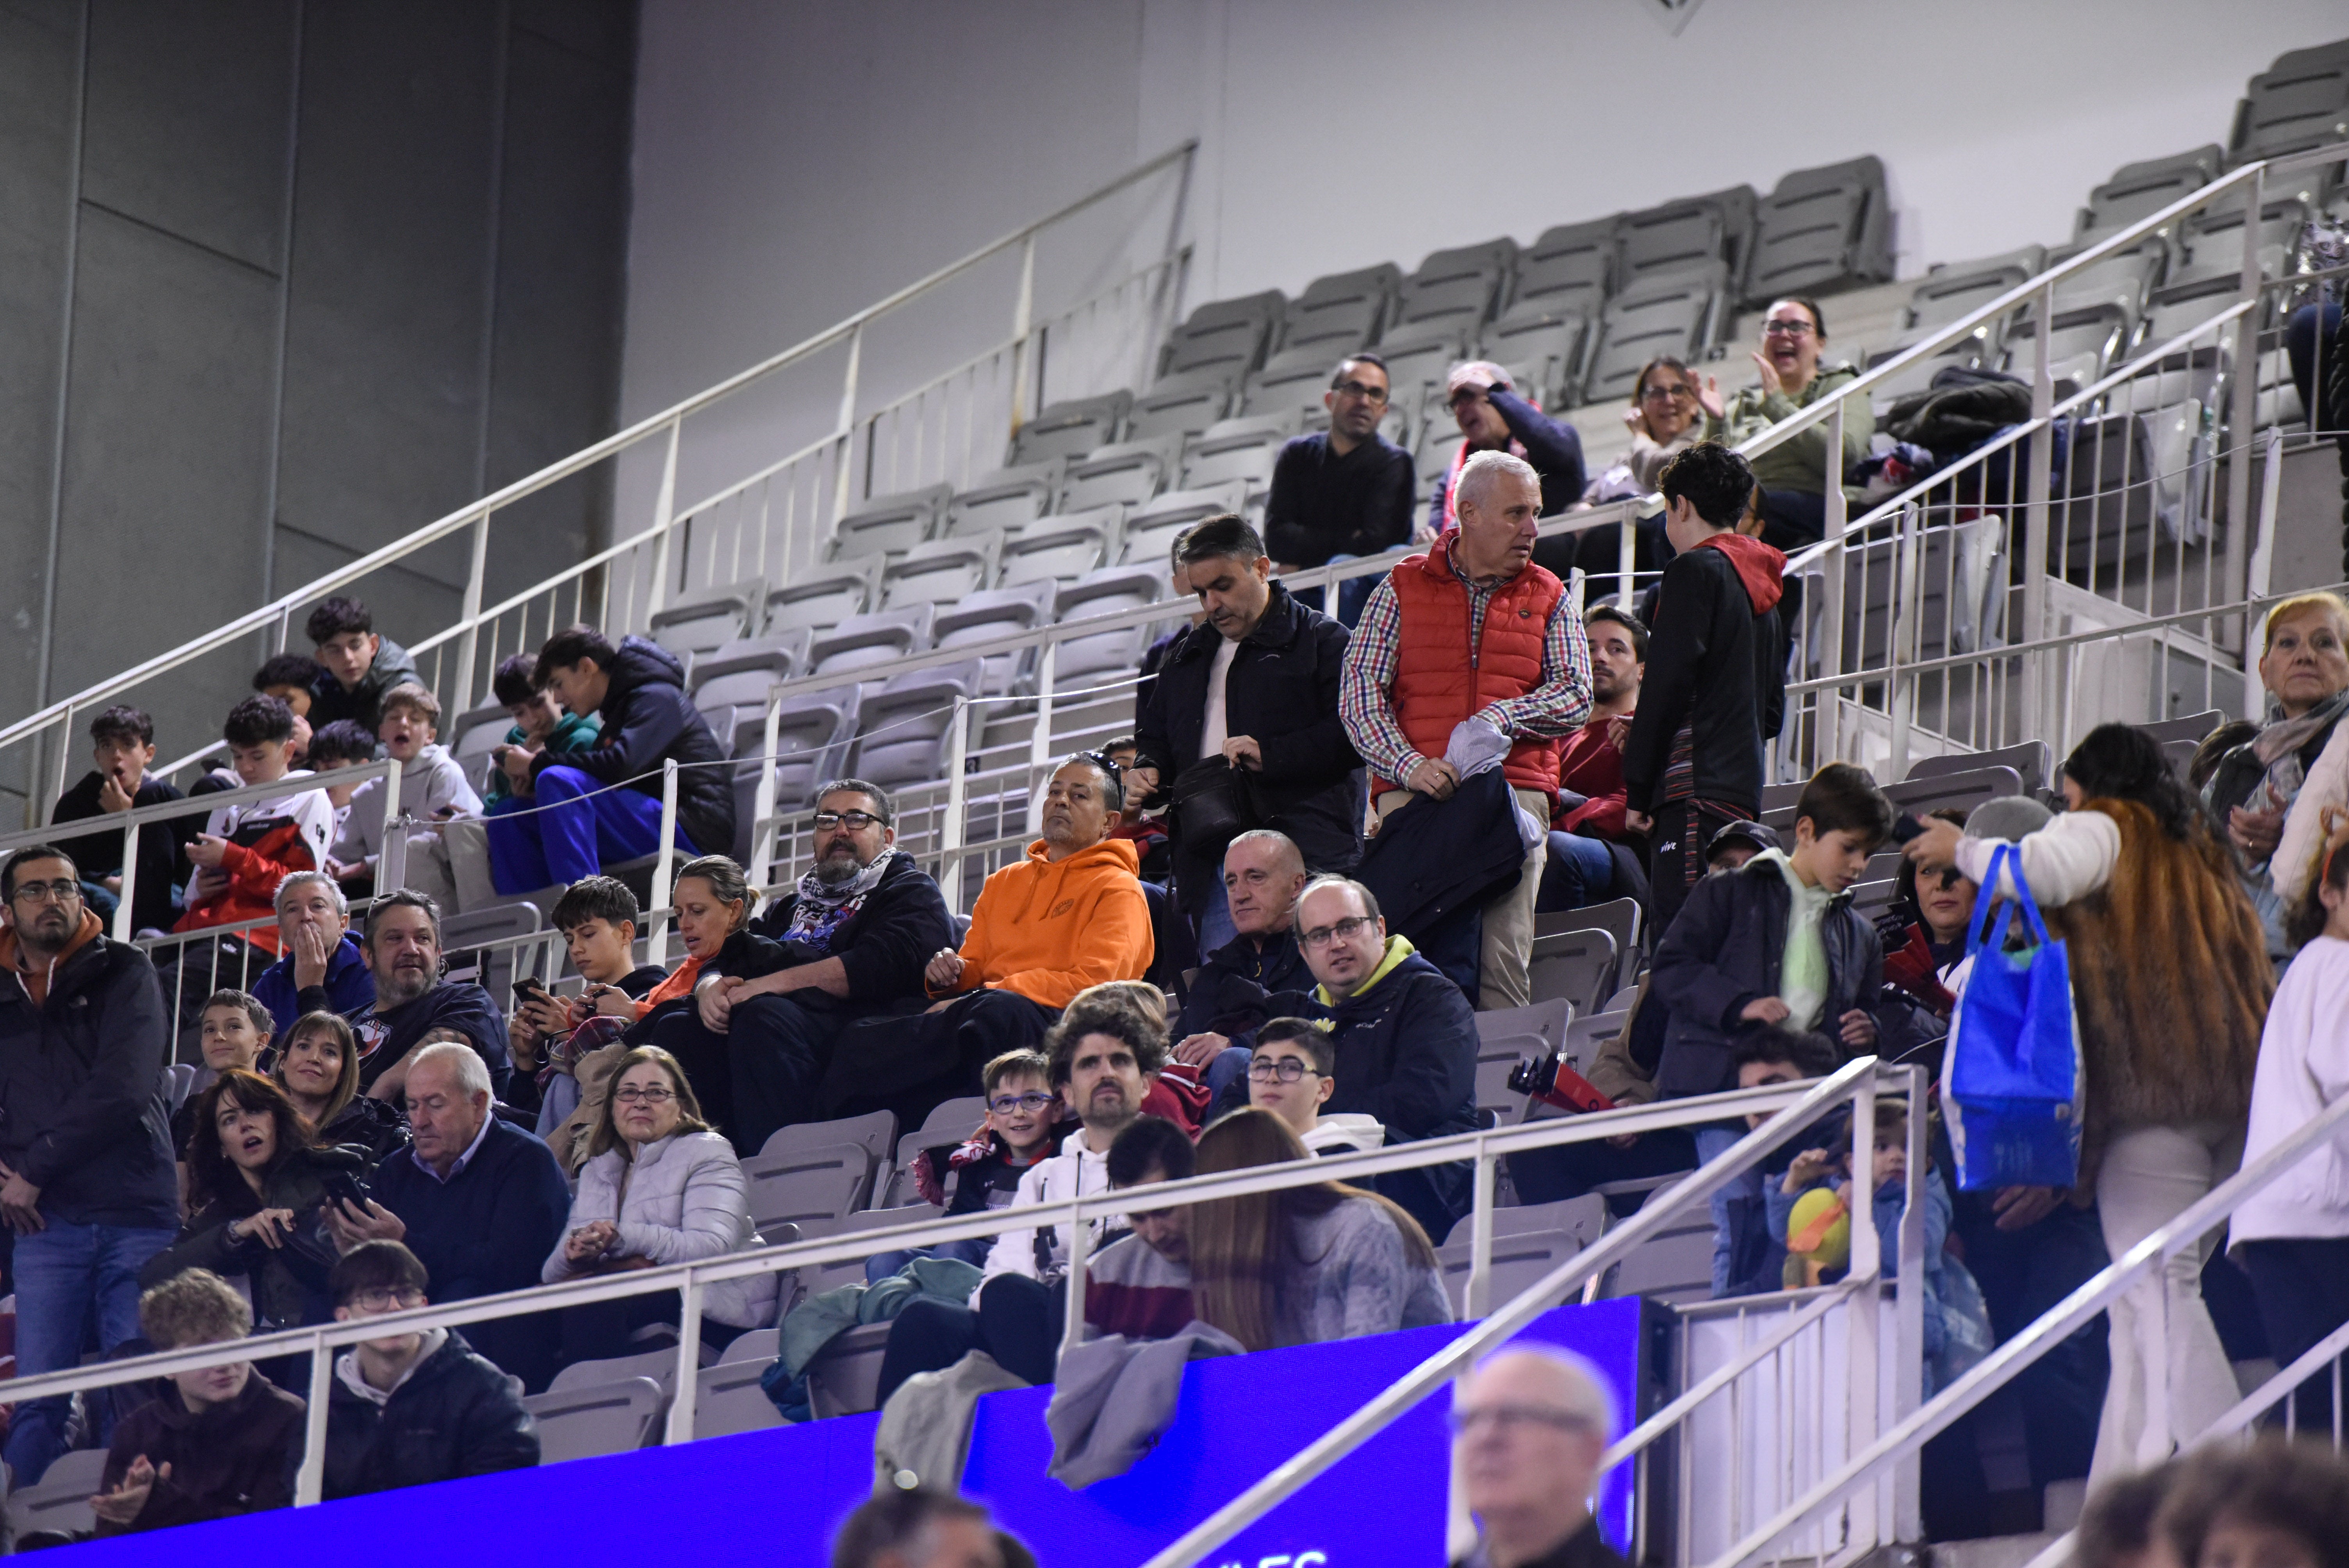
1340 449 1594 1009
248 868 375 1043
1452 1345 1625 1568
325 1039 570 1388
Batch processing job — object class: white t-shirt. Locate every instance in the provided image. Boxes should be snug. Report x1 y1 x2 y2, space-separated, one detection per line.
1199 635 1241 760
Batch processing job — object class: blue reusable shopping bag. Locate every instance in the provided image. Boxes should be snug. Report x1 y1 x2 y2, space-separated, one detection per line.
1942 844 2084 1191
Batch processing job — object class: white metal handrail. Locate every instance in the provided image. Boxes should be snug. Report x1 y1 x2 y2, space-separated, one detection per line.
0 1063 1891 1511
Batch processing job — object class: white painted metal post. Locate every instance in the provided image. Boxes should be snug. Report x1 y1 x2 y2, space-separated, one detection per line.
1616 502 1637 611
664 1269 704 1444
1893 1065 1929 1542
110 814 138 943
1027 641 1058 837
2244 428 2285 716
1816 403 1850 765
295 1334 333 1505
2224 166 2266 653
939 696 971 907
1464 1135 1496 1319
750 686 783 886
832 324 864 533
1058 1192 1092 1363
645 420 682 627
647 759 681 954
1008 235 1038 432
2021 281 2058 743
1845 1071 1882 1549
372 758 406 899
451 508 493 714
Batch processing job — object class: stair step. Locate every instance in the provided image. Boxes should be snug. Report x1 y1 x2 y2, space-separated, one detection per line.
1930 1534 2061 1568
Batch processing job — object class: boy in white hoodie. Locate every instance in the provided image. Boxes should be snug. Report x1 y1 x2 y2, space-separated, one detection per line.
331 685 483 898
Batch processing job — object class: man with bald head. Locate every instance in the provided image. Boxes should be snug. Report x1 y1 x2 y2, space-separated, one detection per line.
1453 1347 1625 1568
1341 450 1593 1009
1168 829 1317 1096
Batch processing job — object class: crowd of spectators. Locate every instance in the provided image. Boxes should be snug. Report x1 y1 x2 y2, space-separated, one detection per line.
13 414 2349 1558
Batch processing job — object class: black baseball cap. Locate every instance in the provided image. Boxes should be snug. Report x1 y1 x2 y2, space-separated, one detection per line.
1706 820 1781 861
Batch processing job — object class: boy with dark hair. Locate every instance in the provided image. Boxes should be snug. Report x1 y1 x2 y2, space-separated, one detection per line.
1649 762 1889 1117
878 1049 1067 1275
482 651 599 810
50 704 193 935
1245 1017 1385 1155
322 1240 538 1499
305 718 378 771
171 990 274 1158
303 596 421 732
172 697 335 955
486 624 730 891
1623 440 1789 931
252 653 322 765
91 1269 305 1536
520 876 668 1141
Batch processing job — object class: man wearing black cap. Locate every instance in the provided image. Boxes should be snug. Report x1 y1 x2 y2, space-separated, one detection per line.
1705 820 1780 872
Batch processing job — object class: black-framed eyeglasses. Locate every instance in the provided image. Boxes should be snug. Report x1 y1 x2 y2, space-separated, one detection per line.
1761 319 1815 337
1299 914 1378 949
9 879 80 907
1640 383 1695 403
1248 1057 1323 1083
613 1086 678 1105
1446 1404 1597 1437
1331 379 1389 405
989 1090 1056 1115
812 811 883 832
352 1287 426 1313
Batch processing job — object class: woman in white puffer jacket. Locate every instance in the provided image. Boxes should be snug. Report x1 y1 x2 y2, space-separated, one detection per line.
543 1044 778 1363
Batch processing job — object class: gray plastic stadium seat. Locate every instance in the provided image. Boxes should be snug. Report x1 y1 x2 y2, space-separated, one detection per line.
943 461 1061 539
1280 264 1402 353
882 533 1001 611
439 902 543 1001
1157 290 1283 383
760 1109 899 1170
1178 416 1292 494
1119 483 1251 565
1533 898 1643 969
549 1346 685 1395
1242 345 1348 421
745 688 859 818
1527 928 1620 1015
851 661 982 790
1511 217 1617 318
2076 147 2222 243
803 1322 894 1417
1059 436 1182 513
2038 243 2165 327
1905 741 2049 795
765 561 878 638
1617 190 1752 289
695 1353 787 1439
1848 878 1900 929
1882 766 2025 824
1435 1197 1608 1316
1008 392 1129 467
2230 56 2349 163
1416 415 1467 504
1743 156 1894 306
807 608 934 684
795 1206 945 1300
449 700 510 786
1393 239 1517 335
2142 709 2226 748
829 485 952 561
741 1142 873 1232
1053 565 1171 682
2001 304 2132 396
1583 266 1725 406
2165 201 2303 295
1373 323 1473 412
691 635 809 744
1000 506 1117 586
883 1123 974 1207
5 1448 111 1540
1904 247 2045 361
649 577 764 662
1474 997 1574 1053
933 580 1057 696
1598 1181 1715 1305
525 1377 668 1463
1473 1031 1544 1125
1127 370 1239 442
1480 306 1588 412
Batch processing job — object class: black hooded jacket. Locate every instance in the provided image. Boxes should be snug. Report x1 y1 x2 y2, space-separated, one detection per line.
1134 582 1364 916
532 635 735 859
743 851 955 1009
1622 536 1788 818
323 1328 539 1499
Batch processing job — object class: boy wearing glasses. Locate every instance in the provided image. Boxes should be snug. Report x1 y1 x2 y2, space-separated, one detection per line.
893 1049 1068 1271
322 1240 539 1499
1246 1017 1385 1156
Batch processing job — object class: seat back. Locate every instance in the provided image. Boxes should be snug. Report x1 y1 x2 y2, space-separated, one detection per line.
1744 155 1892 305
1597 1180 1714 1304
808 606 935 678
943 461 1060 538
1527 928 1621 1015
1059 436 1182 513
1241 345 1349 422
1053 564 1171 681
1434 1196 1608 1316
1118 483 1251 566
756 688 860 814
758 1110 899 1171
1126 369 1239 442
1280 264 1401 353
1903 741 2049 795
2077 146 2222 241
1394 238 1516 335
829 484 952 561
881 533 1001 610
548 1346 684 1395
1480 306 1588 412
1511 218 1617 317
648 577 764 661
522 1377 668 1464
740 1142 875 1231
1473 997 1575 1052
2234 59 2349 160
694 1355 787 1439
1374 323 1473 412
852 661 982 789
1617 196 1739 289
1178 416 1292 494
1000 506 1117 586
4 1448 111 1540
1007 393 1129 467
932 580 1057 696
439 901 544 1001
1532 897 1642 968
1157 289 1282 382
765 562 878 638
1584 265 1725 405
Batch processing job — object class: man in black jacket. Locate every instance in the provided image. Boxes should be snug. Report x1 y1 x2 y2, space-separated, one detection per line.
0 845 180 1486
323 1241 539 1498
485 624 734 893
1262 354 1417 623
1430 362 1587 576
1130 515 1363 955
1288 876 1477 1243
1169 829 1316 1096
48 705 196 935
1621 442 1789 933
341 892 513 1101
684 779 955 1152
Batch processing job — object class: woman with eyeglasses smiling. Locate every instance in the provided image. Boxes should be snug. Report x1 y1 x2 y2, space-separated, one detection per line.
1702 296 1874 552
541 1044 777 1365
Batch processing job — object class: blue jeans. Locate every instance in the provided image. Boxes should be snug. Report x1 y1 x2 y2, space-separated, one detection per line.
1538 830 1616 912
863 1236 993 1283
1693 1125 1760 1300
1318 553 1378 629
1195 875 1239 957
484 766 696 892
2286 302 2344 432
5 1219 176 1484
1206 1044 1255 1101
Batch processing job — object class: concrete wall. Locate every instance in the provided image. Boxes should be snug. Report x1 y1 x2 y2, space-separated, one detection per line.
0 0 634 803
622 0 2346 494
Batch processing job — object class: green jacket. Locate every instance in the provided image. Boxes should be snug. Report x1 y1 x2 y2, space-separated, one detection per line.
483 711 601 805
1708 360 1873 498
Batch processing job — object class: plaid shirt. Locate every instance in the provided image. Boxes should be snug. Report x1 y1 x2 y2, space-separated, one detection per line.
1338 538 1593 784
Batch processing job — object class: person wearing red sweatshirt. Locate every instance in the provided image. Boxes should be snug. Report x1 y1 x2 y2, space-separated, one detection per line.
173 696 335 958
1621 443 1788 935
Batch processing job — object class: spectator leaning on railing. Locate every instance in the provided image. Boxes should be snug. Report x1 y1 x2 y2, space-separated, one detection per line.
0 843 180 1488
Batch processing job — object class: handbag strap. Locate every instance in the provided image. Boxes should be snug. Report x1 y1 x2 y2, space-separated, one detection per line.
1965 842 2055 955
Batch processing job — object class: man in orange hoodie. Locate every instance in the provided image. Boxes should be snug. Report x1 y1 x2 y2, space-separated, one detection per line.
1621 442 1790 934
818 755 1156 1128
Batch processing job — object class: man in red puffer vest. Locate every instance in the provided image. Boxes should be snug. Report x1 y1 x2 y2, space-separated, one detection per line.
1339 451 1594 1009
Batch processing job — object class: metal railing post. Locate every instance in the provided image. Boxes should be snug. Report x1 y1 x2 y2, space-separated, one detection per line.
1817 403 1850 763
373 757 406 899
1027 641 1058 837
110 813 138 943
1844 1069 1882 1548
645 419 682 627
1616 501 1636 611
2244 427 2285 715
664 1268 704 1445
647 759 681 954
2224 165 2267 648
832 324 865 529
1008 235 1038 431
295 1332 332 1505
1059 1191 1093 1364
1464 1135 1497 1319
1887 504 1917 780
750 686 783 885
2021 280 2057 743
451 508 493 713
939 696 971 906
1893 1064 1928 1542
